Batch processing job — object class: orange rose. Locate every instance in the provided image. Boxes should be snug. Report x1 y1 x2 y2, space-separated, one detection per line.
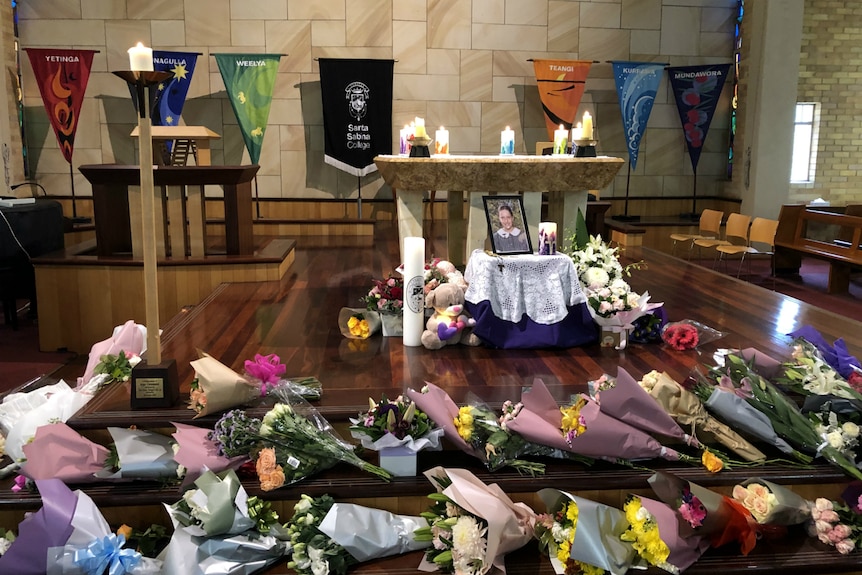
702 449 724 473
255 447 278 473
259 465 285 491
116 524 133 540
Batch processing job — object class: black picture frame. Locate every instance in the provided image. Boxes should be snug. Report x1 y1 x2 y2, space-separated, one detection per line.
483 195 532 255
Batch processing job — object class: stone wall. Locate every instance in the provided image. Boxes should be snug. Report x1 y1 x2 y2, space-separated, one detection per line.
11 0 738 206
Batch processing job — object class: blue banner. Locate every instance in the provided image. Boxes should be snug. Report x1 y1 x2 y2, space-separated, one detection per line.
667 63 732 173
612 61 667 170
151 50 200 127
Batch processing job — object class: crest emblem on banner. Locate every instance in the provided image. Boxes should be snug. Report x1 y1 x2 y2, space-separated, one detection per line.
345 81 370 121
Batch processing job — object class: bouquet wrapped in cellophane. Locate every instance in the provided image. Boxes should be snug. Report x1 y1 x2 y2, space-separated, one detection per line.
731 477 812 526
285 494 430 575
209 387 390 491
160 468 290 575
349 393 444 454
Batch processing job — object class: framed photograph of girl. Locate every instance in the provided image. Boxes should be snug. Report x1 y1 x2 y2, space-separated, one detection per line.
483 196 532 255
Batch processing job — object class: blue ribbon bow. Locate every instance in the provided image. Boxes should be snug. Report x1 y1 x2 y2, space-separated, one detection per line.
73 533 141 575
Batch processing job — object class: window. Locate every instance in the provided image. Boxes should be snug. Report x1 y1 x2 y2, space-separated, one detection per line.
791 102 818 183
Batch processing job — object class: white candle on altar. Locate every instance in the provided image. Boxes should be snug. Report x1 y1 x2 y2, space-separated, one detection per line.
553 125 568 155
573 122 583 142
435 127 449 154
500 126 515 155
128 42 153 72
538 222 557 255
402 236 425 347
414 117 427 138
399 125 411 155
582 111 594 140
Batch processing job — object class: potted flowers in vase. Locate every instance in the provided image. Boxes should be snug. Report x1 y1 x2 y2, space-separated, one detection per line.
361 275 404 336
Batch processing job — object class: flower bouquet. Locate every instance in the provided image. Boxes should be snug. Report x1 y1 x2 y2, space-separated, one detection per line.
244 353 322 401
160 468 290 574
285 494 430 575
188 352 262 418
337 307 381 340
406 383 547 475
76 320 146 389
661 319 726 351
638 370 767 462
806 495 859 554
778 334 862 412
171 422 247 485
535 488 638 575
19 422 109 483
209 394 391 491
505 379 692 466
0 478 162 574
648 471 757 555
623 495 710 573
731 478 812 525
361 274 404 315
349 394 444 475
95 426 181 481
713 353 862 480
414 466 536 575
790 325 861 382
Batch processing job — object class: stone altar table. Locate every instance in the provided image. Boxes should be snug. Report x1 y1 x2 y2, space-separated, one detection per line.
374 155 624 265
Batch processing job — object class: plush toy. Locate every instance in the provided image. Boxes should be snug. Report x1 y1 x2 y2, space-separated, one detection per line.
421 283 481 350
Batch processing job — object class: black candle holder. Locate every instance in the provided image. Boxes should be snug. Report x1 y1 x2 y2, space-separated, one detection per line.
573 139 597 158
409 135 432 158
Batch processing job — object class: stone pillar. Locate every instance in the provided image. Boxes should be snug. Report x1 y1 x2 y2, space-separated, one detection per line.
740 0 805 218
0 2 25 189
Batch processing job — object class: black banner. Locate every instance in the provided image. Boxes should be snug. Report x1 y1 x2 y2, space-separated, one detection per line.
319 58 394 176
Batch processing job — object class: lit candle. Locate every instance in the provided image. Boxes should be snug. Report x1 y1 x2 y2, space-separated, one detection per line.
582 111 594 140
500 126 515 155
538 222 557 255
573 122 582 142
128 42 154 72
399 125 411 155
435 127 449 155
402 236 425 347
553 125 568 155
414 117 426 138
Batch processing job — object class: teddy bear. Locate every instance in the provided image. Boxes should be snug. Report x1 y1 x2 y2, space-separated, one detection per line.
421 283 482 350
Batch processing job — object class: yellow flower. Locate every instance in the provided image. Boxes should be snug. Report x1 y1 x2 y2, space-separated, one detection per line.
702 449 724 473
116 524 133 540
347 316 370 338
454 406 475 441
622 497 670 568
560 398 588 440
556 538 571 564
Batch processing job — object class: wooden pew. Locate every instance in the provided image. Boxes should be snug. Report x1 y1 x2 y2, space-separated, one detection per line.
774 203 862 292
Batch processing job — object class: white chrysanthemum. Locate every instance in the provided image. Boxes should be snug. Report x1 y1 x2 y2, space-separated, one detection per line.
451 516 487 575
582 267 610 290
309 546 330 575
827 430 845 450
626 292 641 308
639 371 660 391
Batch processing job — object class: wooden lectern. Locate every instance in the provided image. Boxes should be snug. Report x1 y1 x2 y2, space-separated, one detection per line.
131 125 221 166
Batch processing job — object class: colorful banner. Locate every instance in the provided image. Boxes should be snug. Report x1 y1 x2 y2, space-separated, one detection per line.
24 48 96 165
152 50 199 127
531 59 592 140
612 61 667 170
319 58 394 177
214 53 282 164
667 63 732 173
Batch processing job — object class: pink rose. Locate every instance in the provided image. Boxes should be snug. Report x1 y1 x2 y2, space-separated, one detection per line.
815 519 833 534
832 524 853 539
821 509 840 523
815 498 834 512
836 539 856 555
732 485 749 501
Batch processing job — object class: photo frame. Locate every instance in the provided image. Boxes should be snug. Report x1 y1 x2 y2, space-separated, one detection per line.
483 195 532 255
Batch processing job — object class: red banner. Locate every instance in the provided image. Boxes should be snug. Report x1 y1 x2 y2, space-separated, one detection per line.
25 48 96 164
532 59 592 140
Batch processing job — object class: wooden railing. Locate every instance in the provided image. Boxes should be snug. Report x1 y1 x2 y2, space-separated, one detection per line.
78 164 259 259
775 204 862 292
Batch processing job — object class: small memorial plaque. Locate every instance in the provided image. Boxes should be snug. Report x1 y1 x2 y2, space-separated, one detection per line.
131 358 179 409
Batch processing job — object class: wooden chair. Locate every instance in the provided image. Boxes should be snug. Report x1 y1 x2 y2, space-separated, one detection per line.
716 217 780 280
694 212 751 265
670 209 723 258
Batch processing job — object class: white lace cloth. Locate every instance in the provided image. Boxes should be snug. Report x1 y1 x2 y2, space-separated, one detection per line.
464 250 585 325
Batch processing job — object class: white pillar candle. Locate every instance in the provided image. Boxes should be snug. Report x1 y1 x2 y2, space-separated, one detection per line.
500 126 515 155
128 42 154 72
582 111 594 140
553 125 568 155
435 127 449 154
399 125 411 155
573 122 582 142
538 222 557 255
402 236 425 347
414 117 426 138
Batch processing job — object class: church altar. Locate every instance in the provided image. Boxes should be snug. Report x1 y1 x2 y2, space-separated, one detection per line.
374 154 624 265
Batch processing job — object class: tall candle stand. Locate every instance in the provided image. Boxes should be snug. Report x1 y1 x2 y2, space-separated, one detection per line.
113 69 179 409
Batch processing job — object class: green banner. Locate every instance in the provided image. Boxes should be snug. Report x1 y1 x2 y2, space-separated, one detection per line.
214 53 281 164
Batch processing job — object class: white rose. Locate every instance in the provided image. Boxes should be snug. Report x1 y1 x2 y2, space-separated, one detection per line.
842 422 860 438
827 430 845 450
